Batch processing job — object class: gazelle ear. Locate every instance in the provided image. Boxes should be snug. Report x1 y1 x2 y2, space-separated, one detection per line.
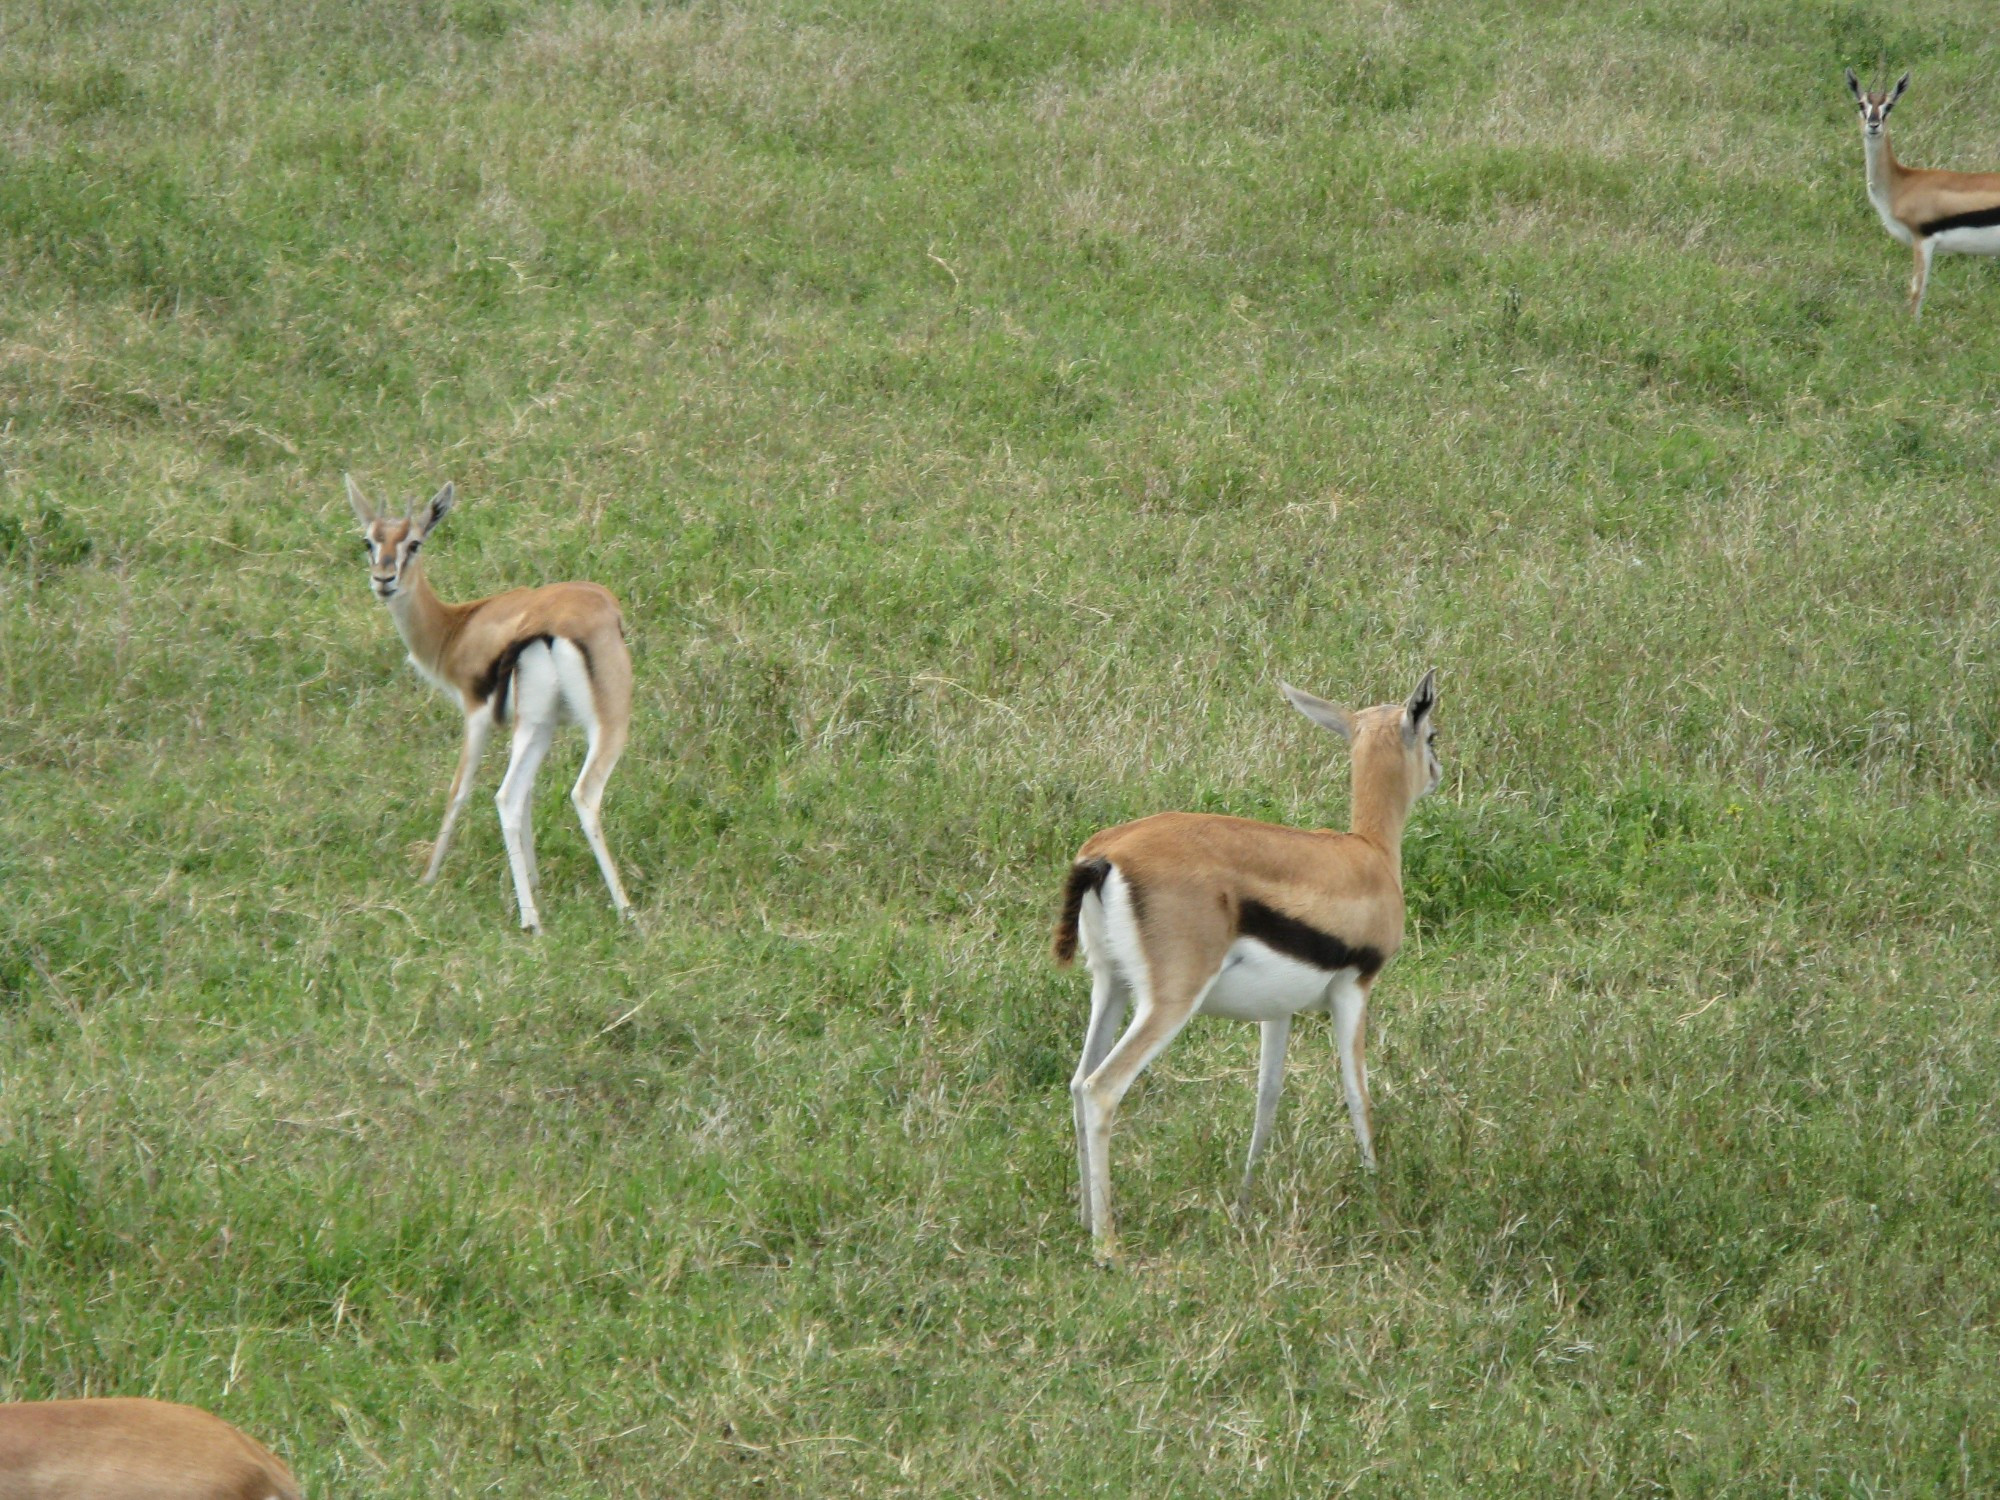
1280 681 1354 742
344 473 377 526
1890 71 1910 105
1404 668 1438 742
412 481 455 537
1845 67 1863 102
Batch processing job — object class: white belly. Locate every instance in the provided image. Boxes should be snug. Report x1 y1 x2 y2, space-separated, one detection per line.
1932 224 2000 256
1197 937 1352 1022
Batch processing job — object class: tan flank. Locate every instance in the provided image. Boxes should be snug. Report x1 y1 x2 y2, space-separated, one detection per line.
1052 670 1441 1263
1846 69 2000 319
0 1398 300 1500
345 475 634 934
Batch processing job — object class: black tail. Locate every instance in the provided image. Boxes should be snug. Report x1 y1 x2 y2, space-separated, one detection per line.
1052 857 1112 966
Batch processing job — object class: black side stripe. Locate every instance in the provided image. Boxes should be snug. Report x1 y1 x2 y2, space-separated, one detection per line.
1239 898 1385 979
1918 203 2000 237
477 633 555 725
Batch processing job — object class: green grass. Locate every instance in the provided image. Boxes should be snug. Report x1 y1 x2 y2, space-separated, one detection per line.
4 0 2000 1492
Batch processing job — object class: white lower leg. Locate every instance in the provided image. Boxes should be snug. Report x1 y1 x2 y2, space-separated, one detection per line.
1071 969 1128 1231
424 788 473 884
1079 997 1200 1260
1239 1015 1291 1208
1332 981 1375 1170
572 782 630 913
424 711 491 884
497 801 539 931
496 723 554 932
522 800 540 893
1082 1089 1117 1253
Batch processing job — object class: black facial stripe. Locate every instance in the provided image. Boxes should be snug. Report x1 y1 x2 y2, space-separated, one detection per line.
1239 898 1385 979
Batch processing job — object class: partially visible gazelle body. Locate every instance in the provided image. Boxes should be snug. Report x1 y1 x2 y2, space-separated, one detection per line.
0 1398 299 1500
1053 672 1440 1263
1847 69 2000 319
345 475 633 934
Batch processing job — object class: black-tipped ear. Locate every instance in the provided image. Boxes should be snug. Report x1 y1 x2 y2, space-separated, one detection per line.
1404 668 1437 740
344 473 377 526
1845 67 1863 101
1890 71 1910 105
413 481 455 537
1280 681 1354 742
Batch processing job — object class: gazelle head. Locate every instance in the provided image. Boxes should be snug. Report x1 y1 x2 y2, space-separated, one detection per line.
1280 668 1441 812
1845 68 1909 139
344 474 455 603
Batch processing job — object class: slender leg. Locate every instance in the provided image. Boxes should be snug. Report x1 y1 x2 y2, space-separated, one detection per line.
521 796 540 894
495 715 556 933
1078 983 1207 1264
422 705 493 884
571 722 631 915
1911 235 1935 321
1331 977 1376 1170
1237 1015 1292 1212
1071 963 1130 1231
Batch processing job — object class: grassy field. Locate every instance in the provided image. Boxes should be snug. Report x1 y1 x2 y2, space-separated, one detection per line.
4 0 2000 1492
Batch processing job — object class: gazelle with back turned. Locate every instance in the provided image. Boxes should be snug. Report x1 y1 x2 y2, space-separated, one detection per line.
344 475 634 934
0 1397 300 1500
1846 68 2000 319
1052 671 1440 1263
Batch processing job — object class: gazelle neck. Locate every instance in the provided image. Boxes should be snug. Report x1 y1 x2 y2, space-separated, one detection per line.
383 561 453 670
1349 754 1413 870
1863 129 1900 198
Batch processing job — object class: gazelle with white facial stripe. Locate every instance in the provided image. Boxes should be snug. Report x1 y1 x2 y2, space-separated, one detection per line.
1052 671 1440 1263
1846 68 2000 319
345 475 634 934
0 1398 300 1500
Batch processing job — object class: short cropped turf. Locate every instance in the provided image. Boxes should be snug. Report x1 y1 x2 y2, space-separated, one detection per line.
3 0 1998 1493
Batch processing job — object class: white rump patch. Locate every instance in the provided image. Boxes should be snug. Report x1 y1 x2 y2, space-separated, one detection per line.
549 636 597 729
497 636 597 729
1081 867 1153 1008
506 639 561 726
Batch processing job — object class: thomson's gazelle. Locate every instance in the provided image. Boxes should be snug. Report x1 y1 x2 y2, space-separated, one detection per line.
1053 672 1440 1263
1847 68 2000 319
0 1398 300 1500
345 475 634 934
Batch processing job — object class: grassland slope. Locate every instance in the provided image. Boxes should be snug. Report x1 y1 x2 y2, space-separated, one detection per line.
3 0 1998 1493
